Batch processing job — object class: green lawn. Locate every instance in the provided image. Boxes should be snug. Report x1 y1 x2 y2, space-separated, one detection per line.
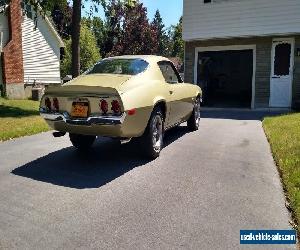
263 113 300 229
0 98 50 141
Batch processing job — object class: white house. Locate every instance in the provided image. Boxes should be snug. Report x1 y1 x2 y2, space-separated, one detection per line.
183 0 300 109
0 0 64 99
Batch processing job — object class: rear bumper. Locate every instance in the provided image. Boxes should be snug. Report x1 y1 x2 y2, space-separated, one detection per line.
40 108 126 126
40 108 145 138
40 106 151 138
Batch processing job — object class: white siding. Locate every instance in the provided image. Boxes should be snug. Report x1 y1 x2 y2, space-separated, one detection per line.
0 13 9 86
22 13 61 84
183 0 300 41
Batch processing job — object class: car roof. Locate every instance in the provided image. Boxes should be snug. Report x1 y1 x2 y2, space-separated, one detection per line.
105 55 171 64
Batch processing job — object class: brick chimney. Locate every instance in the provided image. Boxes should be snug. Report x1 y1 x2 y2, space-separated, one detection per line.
2 0 24 99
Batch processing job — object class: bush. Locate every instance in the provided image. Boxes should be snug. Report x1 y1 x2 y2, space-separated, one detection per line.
61 23 101 77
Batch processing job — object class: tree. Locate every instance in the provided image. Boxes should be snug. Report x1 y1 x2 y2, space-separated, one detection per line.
51 2 72 39
82 16 107 57
82 17 106 55
61 23 100 77
171 17 184 60
0 0 71 38
71 0 82 77
71 0 134 76
151 10 168 56
1 0 173 76
109 1 158 56
0 0 66 16
100 0 124 57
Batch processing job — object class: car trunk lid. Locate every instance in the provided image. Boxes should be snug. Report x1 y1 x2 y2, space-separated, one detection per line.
67 74 131 88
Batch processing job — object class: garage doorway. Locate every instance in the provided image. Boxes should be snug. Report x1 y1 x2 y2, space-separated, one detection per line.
194 45 256 109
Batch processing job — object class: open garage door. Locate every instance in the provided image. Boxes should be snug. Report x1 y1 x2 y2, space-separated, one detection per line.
197 49 253 108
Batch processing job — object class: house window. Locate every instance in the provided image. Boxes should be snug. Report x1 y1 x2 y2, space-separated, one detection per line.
204 0 212 3
274 43 291 76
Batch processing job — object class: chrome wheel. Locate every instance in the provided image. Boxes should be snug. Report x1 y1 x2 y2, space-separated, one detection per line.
194 98 201 127
152 115 163 153
187 97 201 131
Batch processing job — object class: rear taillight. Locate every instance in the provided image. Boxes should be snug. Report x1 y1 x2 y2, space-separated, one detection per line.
45 97 51 111
111 100 121 114
53 98 59 112
100 99 108 114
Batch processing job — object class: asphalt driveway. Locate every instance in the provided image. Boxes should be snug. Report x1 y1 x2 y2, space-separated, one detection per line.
0 110 295 249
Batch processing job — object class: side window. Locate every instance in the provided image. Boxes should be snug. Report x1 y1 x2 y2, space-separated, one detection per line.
158 61 182 84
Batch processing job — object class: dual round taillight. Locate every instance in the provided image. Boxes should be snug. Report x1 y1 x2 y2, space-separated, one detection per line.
100 99 108 114
45 97 59 112
99 99 121 114
45 97 51 111
111 100 121 114
53 98 59 111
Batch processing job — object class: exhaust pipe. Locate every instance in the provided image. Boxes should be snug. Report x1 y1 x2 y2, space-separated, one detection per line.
53 131 66 138
120 138 132 144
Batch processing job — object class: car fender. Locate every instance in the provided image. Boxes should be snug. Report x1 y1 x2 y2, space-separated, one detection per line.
119 85 158 137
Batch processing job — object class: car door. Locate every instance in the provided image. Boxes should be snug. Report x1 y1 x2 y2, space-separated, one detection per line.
158 61 192 127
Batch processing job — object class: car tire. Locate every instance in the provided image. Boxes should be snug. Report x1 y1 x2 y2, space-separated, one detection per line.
187 97 201 131
69 133 96 151
140 108 164 159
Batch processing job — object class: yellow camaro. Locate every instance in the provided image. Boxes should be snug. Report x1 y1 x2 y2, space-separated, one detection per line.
40 55 202 158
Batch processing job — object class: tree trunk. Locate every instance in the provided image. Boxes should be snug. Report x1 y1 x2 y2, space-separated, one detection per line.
71 0 81 78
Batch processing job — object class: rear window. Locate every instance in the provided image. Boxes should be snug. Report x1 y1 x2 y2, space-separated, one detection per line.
86 58 149 76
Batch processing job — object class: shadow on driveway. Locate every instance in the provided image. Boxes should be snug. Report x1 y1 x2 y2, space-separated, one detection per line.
12 126 188 189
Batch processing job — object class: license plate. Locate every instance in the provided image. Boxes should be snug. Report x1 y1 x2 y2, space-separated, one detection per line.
71 102 89 118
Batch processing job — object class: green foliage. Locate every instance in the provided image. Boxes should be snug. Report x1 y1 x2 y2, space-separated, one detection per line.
99 0 125 57
61 24 101 77
0 98 49 141
1 0 184 75
171 17 184 60
82 16 106 56
263 113 300 232
151 9 169 56
108 1 158 56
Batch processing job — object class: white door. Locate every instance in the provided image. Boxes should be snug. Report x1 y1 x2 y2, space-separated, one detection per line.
270 38 294 107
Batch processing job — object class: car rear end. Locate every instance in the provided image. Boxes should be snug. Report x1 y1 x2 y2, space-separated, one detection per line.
40 57 155 139
40 85 131 138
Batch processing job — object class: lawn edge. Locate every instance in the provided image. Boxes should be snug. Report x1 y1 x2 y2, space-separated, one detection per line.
0 130 51 143
262 122 300 245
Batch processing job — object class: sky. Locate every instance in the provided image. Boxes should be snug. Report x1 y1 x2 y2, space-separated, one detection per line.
83 0 183 28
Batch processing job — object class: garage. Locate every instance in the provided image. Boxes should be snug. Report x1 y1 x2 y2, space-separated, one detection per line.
196 48 254 108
